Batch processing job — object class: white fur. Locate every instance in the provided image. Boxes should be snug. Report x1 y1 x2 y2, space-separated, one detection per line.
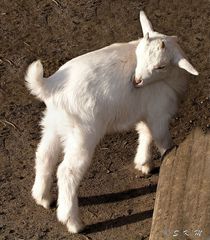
26 11 198 233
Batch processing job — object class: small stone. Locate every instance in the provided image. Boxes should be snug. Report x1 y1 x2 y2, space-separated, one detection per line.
0 224 5 229
127 209 133 215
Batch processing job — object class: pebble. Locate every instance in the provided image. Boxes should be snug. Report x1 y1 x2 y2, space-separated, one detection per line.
127 209 133 215
0 224 5 229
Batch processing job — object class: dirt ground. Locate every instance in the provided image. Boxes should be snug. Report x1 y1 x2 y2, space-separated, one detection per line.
0 0 209 239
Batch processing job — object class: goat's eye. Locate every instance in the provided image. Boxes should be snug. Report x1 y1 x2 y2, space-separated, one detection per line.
155 65 166 70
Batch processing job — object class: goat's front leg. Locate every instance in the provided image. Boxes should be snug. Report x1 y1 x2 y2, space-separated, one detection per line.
56 126 99 233
134 122 153 174
147 117 173 157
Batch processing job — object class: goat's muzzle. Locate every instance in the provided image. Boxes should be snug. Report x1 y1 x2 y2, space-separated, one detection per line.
132 75 144 88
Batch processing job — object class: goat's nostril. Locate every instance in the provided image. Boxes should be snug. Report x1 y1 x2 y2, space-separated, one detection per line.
132 76 143 87
136 78 143 84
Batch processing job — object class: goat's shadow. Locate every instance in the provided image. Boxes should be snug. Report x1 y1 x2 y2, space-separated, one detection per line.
51 179 158 233
82 209 153 234
78 184 157 234
79 183 157 206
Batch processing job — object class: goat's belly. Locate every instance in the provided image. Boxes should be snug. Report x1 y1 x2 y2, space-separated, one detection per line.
106 111 142 133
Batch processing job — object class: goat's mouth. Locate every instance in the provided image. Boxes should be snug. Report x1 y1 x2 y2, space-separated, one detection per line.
132 75 144 88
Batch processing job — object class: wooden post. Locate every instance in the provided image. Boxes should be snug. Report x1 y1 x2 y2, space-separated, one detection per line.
149 128 210 240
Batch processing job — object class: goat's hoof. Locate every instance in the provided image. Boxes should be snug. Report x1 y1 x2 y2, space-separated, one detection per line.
135 162 153 175
32 193 52 209
141 164 151 175
161 144 178 160
67 220 85 234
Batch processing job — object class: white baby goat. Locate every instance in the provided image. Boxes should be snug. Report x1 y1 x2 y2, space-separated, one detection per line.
26 11 198 233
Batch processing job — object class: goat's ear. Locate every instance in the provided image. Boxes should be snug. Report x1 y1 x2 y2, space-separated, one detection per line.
173 43 199 75
177 58 199 75
140 11 153 36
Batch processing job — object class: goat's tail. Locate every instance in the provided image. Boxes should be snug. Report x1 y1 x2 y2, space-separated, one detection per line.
25 60 49 101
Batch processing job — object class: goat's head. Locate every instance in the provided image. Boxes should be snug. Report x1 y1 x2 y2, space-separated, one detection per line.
133 11 198 88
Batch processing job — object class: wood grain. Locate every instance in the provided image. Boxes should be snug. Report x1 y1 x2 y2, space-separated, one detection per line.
150 128 210 240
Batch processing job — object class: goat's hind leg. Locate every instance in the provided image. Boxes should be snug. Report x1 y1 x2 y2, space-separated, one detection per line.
57 126 100 233
32 123 61 209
